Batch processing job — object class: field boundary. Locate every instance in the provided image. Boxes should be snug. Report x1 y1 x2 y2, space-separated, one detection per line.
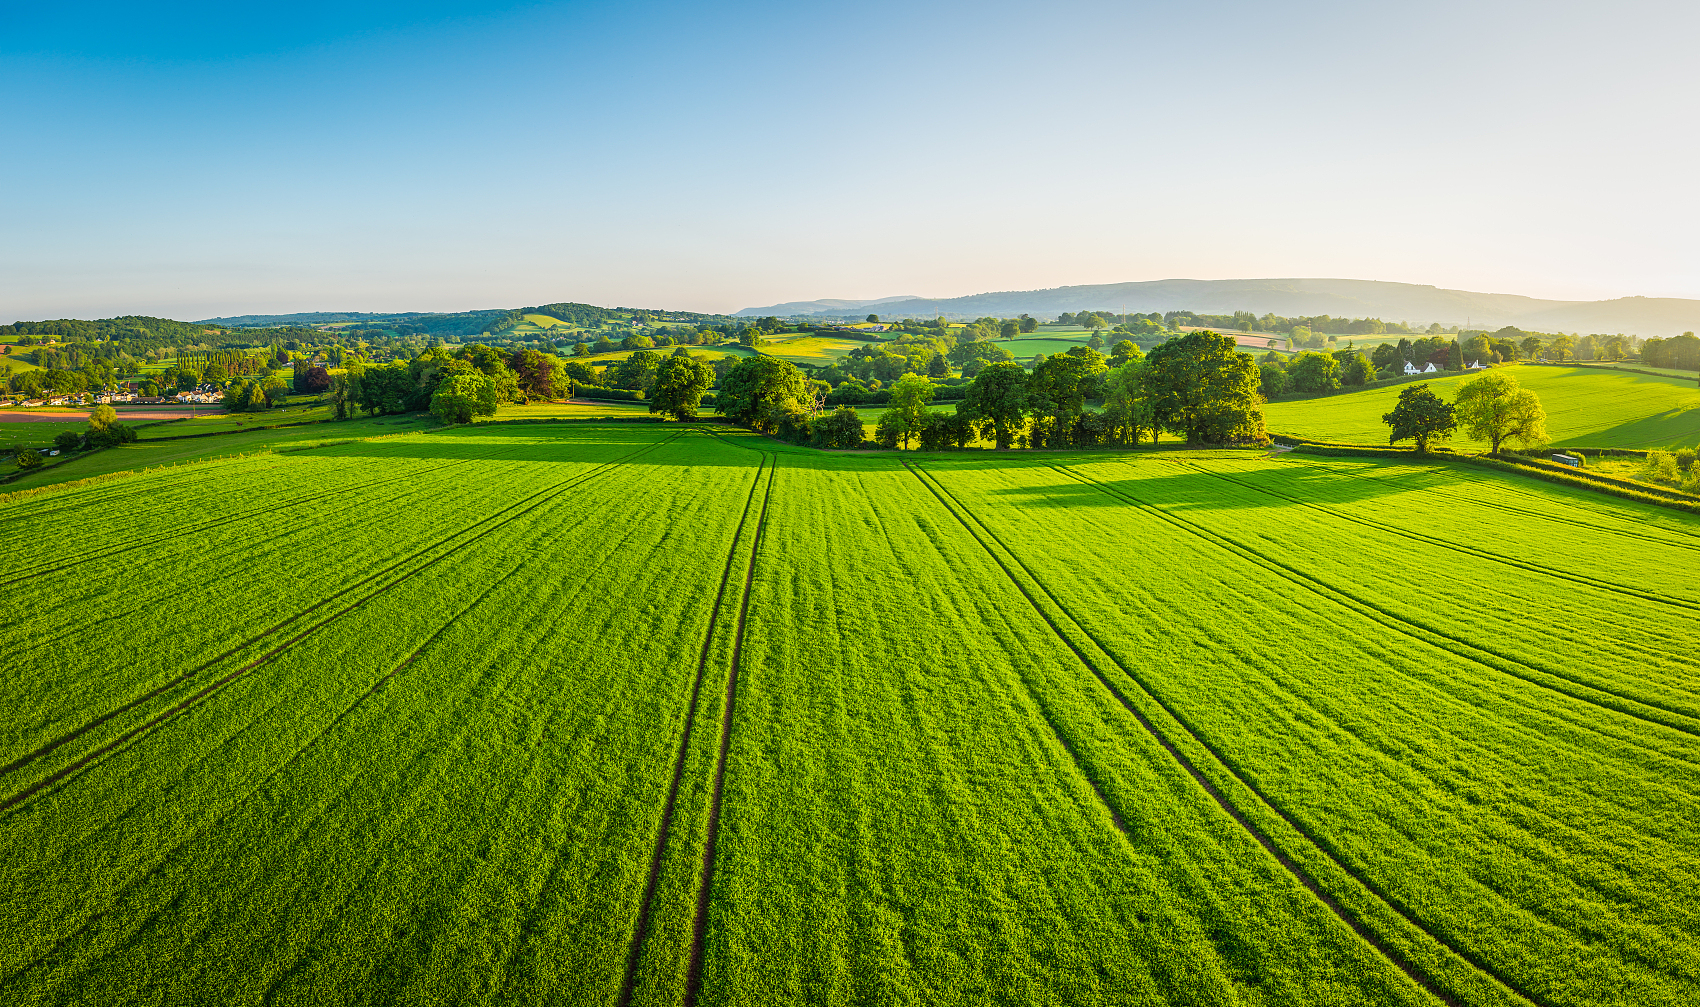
906 459 1542 1007
0 432 686 811
682 456 777 1007
616 452 769 1007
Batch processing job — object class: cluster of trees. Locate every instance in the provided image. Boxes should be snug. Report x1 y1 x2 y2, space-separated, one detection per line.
1257 348 1380 397
1167 311 1432 337
1641 332 1700 370
1383 373 1547 453
223 376 291 412
712 331 1264 451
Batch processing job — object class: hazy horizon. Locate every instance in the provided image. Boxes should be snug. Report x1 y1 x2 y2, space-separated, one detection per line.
6 1 1697 321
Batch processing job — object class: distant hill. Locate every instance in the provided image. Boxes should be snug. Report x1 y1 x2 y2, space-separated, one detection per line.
739 278 1700 336
732 295 922 318
196 311 454 327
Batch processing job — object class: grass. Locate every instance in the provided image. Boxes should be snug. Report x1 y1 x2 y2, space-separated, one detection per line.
2 426 1696 1005
1265 364 1700 449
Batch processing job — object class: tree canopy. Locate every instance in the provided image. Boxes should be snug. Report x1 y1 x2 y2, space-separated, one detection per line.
1454 372 1547 454
717 356 808 433
1143 331 1263 445
648 355 714 421
961 361 1028 449
1382 384 1456 453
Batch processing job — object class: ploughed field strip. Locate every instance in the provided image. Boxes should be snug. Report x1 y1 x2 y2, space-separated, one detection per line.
2 426 1697 1005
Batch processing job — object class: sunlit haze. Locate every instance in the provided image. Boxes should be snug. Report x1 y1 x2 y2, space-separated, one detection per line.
4 0 1696 320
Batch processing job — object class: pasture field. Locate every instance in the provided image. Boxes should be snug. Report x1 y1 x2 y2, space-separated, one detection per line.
133 400 335 439
756 335 867 365
1266 365 1700 448
2 425 1697 1006
0 417 104 451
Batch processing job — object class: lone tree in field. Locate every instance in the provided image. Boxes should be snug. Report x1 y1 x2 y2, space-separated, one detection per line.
648 355 714 421
1383 384 1456 453
1453 372 1547 454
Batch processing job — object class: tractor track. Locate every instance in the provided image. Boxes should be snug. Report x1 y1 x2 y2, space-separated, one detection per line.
615 453 769 1007
682 457 776 1007
904 459 1545 1007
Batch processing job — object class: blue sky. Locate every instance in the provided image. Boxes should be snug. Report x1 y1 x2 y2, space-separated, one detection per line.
3 0 1697 319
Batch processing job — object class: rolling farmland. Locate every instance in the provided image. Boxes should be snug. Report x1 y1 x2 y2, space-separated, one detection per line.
1265 365 1700 448
4 424 1697 1005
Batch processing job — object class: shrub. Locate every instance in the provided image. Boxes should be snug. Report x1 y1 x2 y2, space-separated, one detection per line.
53 431 81 452
1675 447 1696 472
814 407 864 449
873 411 903 449
86 422 138 448
1643 450 1679 484
16 449 42 470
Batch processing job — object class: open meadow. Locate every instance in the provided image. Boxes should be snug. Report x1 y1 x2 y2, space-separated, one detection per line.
2 422 1697 1006
1265 365 1700 448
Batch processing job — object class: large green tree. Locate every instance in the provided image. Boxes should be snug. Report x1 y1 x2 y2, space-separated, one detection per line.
1101 360 1156 446
961 361 1029 449
1454 372 1547 454
1028 351 1104 448
717 356 808 433
1285 351 1340 393
430 372 499 424
1143 331 1263 445
884 374 935 449
1382 384 1456 453
648 355 714 421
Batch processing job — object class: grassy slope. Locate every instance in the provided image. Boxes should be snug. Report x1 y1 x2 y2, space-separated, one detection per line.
1264 365 1700 448
1 413 440 493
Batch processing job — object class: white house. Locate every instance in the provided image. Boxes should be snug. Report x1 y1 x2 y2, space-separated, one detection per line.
1403 360 1421 375
1466 359 1488 370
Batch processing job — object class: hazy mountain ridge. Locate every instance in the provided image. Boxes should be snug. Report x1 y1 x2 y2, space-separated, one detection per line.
740 278 1700 335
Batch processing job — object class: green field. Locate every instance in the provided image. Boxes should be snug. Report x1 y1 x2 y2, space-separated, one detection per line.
1266 365 1700 448
3 424 1697 1005
757 335 868 365
0 417 102 451
0 413 440 493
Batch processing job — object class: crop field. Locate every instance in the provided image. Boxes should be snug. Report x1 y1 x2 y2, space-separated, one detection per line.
3 425 1697 1005
1266 364 1700 448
